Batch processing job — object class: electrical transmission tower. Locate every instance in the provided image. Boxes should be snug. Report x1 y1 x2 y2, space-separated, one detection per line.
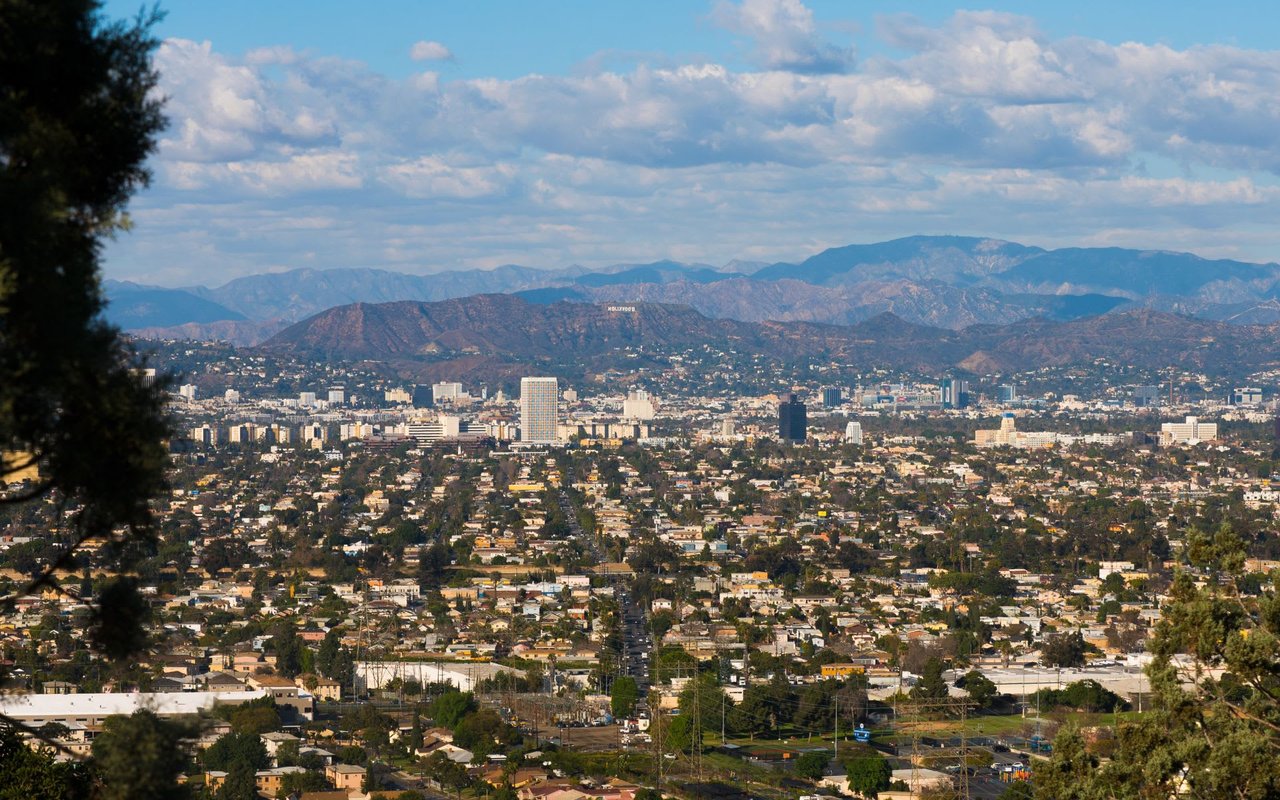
893 696 973 800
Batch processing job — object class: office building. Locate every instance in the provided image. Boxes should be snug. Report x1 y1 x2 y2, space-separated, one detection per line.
300 423 327 446
778 393 807 443
190 425 217 446
1232 387 1263 406
406 415 461 444
520 377 559 443
384 388 411 405
941 377 970 409
844 420 863 445
623 390 657 420
298 391 317 407
1160 416 1218 445
227 423 259 444
178 384 197 402
327 387 345 405
1133 385 1161 407
432 382 463 404
822 387 844 408
997 383 1018 403
411 385 434 408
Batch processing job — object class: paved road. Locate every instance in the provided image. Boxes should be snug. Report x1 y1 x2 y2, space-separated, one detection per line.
559 490 650 694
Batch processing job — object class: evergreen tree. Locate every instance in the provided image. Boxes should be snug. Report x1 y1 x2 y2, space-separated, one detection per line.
0 0 170 659
91 711 195 800
611 675 639 718
1038 526 1280 798
911 656 948 701
216 762 259 800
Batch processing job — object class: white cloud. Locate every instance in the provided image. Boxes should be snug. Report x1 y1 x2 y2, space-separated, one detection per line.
410 40 453 62
712 0 854 74
105 10 1280 283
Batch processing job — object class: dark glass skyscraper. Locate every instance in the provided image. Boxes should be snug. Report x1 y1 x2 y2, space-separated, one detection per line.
941 377 970 409
779 393 807 443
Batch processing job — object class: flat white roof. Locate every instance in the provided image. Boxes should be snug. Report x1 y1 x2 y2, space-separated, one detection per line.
0 690 270 720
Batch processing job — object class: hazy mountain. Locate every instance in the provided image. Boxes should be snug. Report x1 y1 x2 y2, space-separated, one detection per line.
104 281 245 328
991 247 1278 298
547 277 1130 328
260 294 1280 379
125 236 1280 334
127 319 290 347
755 235 1044 285
188 265 585 322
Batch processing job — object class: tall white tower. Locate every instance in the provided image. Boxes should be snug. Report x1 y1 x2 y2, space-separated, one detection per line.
520 377 559 443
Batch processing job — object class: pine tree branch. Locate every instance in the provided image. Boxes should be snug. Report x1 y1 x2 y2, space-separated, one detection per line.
0 714 88 760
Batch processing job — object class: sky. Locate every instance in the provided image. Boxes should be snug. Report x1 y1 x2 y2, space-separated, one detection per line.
101 0 1280 286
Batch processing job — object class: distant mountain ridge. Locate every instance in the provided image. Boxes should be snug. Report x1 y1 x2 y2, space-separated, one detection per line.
115 236 1280 343
259 294 1280 380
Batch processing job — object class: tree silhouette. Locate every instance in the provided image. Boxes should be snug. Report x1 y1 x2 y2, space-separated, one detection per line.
0 0 170 695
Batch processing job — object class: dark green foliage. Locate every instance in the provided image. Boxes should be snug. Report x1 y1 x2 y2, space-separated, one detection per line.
910 656 948 700
88 576 149 660
91 711 195 800
430 690 477 729
452 708 516 756
793 750 830 780
1039 526 1280 798
1031 680 1127 713
202 731 269 773
0 0 170 656
611 675 639 718
279 770 328 794
227 702 281 735
1039 631 1087 668
957 669 998 709
216 762 259 800
270 621 303 678
842 751 891 798
0 723 93 799
928 569 1018 598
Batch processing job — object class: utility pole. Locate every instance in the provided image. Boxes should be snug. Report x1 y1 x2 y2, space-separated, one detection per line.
691 670 703 781
716 691 727 747
650 689 664 796
833 694 838 763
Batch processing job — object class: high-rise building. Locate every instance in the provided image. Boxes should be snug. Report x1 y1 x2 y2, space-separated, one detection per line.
1133 385 1161 407
298 391 317 407
623 390 657 420
432 382 463 403
411 385 433 408
941 377 970 409
822 387 844 408
1232 387 1263 406
520 377 559 443
778 393 807 443
844 420 863 445
327 387 345 405
1160 416 1218 444
997 383 1018 403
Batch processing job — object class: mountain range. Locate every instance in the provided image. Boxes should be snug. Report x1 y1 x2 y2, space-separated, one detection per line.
107 236 1280 343
258 294 1280 382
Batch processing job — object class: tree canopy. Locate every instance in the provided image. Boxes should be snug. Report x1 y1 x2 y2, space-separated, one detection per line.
0 0 169 666
1038 527 1280 798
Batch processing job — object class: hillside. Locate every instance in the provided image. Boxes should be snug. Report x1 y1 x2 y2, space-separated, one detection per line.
119 236 1280 336
260 295 1280 378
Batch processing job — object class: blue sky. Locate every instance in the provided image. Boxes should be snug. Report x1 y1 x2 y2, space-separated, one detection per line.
100 0 1280 285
